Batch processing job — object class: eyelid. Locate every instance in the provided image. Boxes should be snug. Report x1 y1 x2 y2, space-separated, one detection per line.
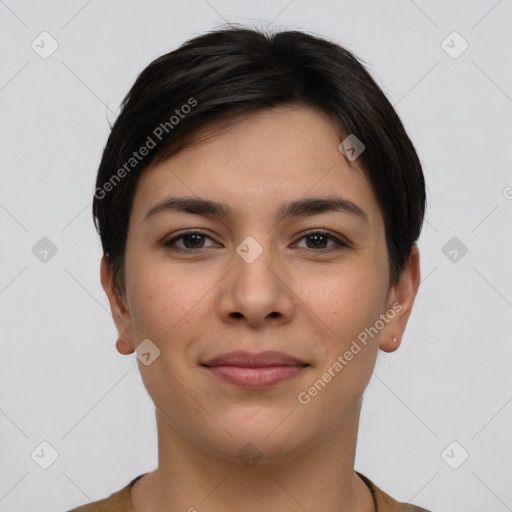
163 229 351 251
163 230 219 248
293 229 351 249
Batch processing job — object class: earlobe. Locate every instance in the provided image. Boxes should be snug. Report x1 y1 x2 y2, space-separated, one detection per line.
380 335 401 353
116 338 135 355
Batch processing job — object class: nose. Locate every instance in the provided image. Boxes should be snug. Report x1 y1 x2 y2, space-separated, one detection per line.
217 236 295 328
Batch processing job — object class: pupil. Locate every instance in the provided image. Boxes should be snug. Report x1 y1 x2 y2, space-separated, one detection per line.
307 234 326 249
185 234 203 248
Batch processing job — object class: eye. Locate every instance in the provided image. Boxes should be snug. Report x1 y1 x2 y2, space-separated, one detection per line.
163 229 350 253
163 230 218 252
294 230 350 251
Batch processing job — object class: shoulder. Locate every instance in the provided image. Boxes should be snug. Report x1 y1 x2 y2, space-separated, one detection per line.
64 474 147 512
356 472 433 512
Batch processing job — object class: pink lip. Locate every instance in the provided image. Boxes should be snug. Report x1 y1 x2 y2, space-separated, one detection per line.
201 350 307 367
201 350 309 389
204 365 306 388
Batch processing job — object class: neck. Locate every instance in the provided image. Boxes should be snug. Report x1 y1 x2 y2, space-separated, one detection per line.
131 401 375 512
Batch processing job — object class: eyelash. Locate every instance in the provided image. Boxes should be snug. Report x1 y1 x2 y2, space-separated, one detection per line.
163 230 350 253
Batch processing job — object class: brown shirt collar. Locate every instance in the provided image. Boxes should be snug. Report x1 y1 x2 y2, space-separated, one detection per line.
67 472 431 511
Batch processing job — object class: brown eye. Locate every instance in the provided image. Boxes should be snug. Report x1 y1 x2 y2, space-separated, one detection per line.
163 231 218 252
295 231 349 250
162 229 350 254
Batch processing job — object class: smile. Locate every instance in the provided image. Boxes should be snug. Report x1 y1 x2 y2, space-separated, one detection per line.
202 364 308 389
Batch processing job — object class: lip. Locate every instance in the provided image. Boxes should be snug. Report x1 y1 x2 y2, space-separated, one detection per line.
201 350 307 367
201 350 309 389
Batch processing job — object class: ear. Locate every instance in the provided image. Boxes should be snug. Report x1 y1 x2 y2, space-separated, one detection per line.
379 244 421 353
100 255 135 355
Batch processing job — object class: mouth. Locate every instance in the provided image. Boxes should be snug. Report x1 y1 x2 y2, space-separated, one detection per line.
200 350 310 389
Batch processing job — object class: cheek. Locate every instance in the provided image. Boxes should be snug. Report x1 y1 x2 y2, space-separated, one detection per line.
127 261 212 346
299 274 382 406
308 264 385 335
125 257 172 340
306 265 386 384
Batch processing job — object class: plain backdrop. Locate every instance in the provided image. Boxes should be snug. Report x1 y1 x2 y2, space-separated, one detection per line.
1 1 511 511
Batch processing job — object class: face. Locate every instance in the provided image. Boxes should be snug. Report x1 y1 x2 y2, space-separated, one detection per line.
102 104 419 462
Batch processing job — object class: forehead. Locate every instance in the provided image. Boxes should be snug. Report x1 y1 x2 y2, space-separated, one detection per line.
130 105 383 232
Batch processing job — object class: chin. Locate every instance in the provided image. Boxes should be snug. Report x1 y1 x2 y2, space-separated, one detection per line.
209 430 309 467
216 411 309 454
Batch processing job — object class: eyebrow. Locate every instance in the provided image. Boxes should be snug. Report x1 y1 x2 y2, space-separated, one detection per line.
144 196 369 225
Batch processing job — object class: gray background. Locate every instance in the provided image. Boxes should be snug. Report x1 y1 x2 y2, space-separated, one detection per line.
1 1 511 511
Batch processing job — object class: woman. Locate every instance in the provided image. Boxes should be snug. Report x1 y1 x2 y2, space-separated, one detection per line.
69 25 431 512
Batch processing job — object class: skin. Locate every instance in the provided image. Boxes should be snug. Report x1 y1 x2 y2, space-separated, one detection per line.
101 104 420 512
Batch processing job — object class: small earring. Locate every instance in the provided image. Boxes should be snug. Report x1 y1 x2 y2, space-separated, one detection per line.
393 337 397 343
